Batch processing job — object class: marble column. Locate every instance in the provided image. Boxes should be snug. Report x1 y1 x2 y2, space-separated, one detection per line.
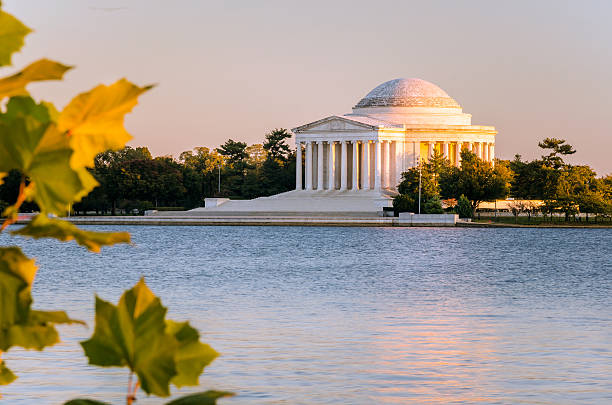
295 142 302 190
476 142 482 159
316 141 324 190
467 142 473 153
305 141 312 190
490 144 495 166
362 141 370 190
340 141 348 191
413 141 419 167
483 142 489 162
443 142 449 160
328 141 335 190
455 141 462 167
374 140 381 190
428 141 435 160
352 140 359 190
383 140 390 188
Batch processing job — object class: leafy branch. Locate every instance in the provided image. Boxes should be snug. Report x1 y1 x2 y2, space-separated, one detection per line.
0 4 233 404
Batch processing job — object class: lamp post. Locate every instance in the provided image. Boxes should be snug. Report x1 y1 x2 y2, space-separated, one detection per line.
418 156 422 214
218 162 221 194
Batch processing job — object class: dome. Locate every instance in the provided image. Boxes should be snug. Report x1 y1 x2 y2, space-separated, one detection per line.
354 78 460 109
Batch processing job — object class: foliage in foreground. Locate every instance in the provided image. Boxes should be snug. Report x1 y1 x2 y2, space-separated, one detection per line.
0 4 231 404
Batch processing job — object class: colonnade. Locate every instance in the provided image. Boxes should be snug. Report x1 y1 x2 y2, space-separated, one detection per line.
418 140 495 167
296 139 495 191
296 139 397 191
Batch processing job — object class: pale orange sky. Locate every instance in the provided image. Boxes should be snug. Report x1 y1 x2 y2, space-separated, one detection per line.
5 0 612 175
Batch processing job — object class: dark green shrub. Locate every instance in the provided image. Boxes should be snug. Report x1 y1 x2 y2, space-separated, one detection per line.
457 194 473 218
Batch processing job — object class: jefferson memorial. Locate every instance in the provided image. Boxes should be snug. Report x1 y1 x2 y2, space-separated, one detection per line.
199 78 497 214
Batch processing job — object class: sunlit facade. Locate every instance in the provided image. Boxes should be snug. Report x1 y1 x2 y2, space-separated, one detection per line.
292 78 497 193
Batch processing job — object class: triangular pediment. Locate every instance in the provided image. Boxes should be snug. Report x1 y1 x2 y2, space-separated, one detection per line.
292 116 379 133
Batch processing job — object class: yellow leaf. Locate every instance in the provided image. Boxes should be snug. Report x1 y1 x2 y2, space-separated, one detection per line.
12 215 130 253
58 79 153 169
0 9 31 67
27 124 99 214
0 59 72 99
0 97 98 214
0 171 6 186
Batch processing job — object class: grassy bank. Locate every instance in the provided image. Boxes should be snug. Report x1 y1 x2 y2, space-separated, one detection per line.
473 215 612 227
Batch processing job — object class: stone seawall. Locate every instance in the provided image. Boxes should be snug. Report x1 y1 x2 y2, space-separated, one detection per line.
16 215 463 227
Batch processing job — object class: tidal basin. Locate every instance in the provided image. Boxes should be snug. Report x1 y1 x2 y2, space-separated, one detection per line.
2 226 611 404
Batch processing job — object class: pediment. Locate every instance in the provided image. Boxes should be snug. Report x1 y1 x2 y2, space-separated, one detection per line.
292 116 378 133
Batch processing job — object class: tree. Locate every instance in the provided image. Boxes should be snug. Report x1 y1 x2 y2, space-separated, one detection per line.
394 163 439 213
263 128 292 162
180 147 224 199
555 165 597 221
217 139 249 197
456 194 473 218
440 150 511 216
426 150 452 190
509 154 559 200
216 139 248 169
538 138 576 169
246 143 267 167
424 196 444 214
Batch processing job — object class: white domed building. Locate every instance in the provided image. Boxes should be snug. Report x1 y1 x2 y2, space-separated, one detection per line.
292 78 497 196
194 78 497 215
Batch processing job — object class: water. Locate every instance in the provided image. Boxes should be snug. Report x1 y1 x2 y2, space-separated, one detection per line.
1 226 611 404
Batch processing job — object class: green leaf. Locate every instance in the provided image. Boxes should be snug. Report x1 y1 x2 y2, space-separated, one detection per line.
0 360 17 385
0 9 31 67
167 320 218 387
0 58 72 99
81 279 178 397
0 96 98 215
0 246 37 333
165 391 235 405
81 279 219 398
63 399 112 405
12 215 130 252
80 296 126 367
0 247 82 355
58 79 154 169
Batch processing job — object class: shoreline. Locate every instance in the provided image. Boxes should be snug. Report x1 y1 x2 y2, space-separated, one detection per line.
12 216 612 228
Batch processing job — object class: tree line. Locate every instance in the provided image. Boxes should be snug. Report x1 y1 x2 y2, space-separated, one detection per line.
1 134 611 219
394 138 612 221
0 128 296 215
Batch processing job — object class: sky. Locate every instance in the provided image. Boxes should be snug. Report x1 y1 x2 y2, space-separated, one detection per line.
4 0 612 175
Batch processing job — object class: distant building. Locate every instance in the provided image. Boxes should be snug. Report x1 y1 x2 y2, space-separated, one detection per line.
292 78 497 196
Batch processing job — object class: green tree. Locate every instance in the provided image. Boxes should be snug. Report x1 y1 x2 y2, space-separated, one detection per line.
394 163 439 213
509 155 559 200
424 196 444 214
262 128 292 162
554 165 598 221
217 139 249 197
440 150 511 216
456 194 473 218
538 137 576 169
425 150 452 190
179 147 224 199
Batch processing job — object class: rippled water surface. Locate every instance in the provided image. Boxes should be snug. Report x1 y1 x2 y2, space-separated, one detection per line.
1 226 611 404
